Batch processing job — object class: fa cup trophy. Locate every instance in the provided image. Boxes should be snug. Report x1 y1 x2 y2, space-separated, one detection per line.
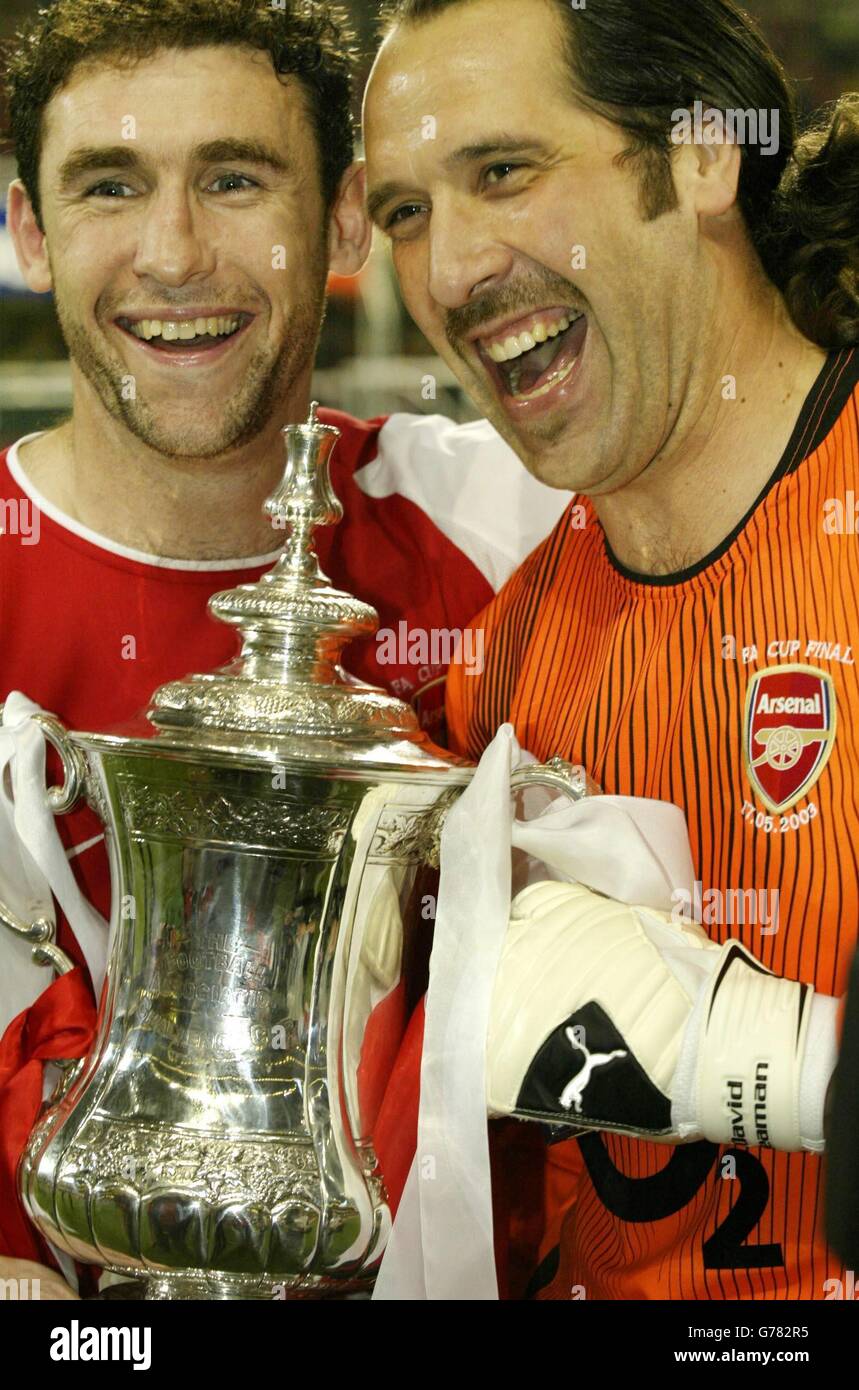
1 405 587 1298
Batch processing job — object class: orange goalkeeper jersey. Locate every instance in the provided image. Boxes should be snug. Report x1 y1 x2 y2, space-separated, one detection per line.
448 347 859 1301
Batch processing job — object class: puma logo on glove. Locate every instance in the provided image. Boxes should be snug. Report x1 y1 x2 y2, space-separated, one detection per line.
558 1030 627 1114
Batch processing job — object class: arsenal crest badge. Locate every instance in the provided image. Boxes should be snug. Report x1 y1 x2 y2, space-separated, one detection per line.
743 664 837 813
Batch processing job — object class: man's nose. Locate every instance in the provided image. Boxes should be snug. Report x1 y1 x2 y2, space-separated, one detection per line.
426 194 512 310
132 188 217 286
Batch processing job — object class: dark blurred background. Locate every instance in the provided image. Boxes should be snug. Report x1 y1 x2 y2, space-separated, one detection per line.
1 0 857 442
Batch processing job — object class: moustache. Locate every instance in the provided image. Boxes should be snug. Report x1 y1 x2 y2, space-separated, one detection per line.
445 274 584 351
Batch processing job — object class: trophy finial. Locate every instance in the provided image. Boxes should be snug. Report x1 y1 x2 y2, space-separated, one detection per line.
263 402 343 568
149 399 419 744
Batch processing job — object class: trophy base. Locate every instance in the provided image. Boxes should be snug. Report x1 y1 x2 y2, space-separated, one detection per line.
89 1272 374 1301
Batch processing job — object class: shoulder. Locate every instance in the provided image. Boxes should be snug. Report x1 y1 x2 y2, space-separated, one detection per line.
786 348 859 482
347 411 574 592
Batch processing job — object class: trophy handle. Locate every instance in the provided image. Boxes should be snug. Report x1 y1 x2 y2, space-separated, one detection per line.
509 755 598 803
0 905 74 976
32 711 86 816
0 704 84 976
424 755 596 867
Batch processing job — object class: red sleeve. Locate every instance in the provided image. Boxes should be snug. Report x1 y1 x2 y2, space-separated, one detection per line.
371 1000 425 1216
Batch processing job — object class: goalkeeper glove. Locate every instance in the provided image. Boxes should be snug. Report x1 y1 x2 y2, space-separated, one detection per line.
487 880 837 1152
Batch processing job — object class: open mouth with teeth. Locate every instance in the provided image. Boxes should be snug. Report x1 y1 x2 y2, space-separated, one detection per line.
478 307 587 401
116 313 254 353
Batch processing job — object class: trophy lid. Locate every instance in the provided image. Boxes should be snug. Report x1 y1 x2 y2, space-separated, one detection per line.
148 404 442 766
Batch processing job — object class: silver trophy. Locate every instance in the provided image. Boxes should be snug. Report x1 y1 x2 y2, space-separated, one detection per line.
1 405 589 1299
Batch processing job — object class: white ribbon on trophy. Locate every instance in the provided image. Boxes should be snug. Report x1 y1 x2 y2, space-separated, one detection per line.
0 691 108 1038
374 723 696 1301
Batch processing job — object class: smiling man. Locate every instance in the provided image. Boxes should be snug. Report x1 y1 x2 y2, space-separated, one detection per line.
0 0 570 1295
364 0 859 1301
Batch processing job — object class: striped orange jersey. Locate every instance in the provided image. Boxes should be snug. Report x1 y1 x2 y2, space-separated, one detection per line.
448 347 859 1300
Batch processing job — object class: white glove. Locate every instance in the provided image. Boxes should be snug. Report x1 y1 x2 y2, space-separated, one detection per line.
487 880 838 1153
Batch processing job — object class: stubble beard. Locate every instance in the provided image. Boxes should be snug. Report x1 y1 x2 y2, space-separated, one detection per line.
53 274 328 461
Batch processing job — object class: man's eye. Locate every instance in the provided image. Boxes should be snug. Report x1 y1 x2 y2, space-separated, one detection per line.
209 173 258 194
385 203 425 231
483 162 526 187
85 180 135 198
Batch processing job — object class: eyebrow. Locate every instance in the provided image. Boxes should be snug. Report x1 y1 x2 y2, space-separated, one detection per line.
56 138 293 190
446 136 548 166
365 135 548 224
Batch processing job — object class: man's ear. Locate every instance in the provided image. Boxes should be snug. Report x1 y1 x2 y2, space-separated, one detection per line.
6 180 53 293
328 161 372 277
675 135 743 221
